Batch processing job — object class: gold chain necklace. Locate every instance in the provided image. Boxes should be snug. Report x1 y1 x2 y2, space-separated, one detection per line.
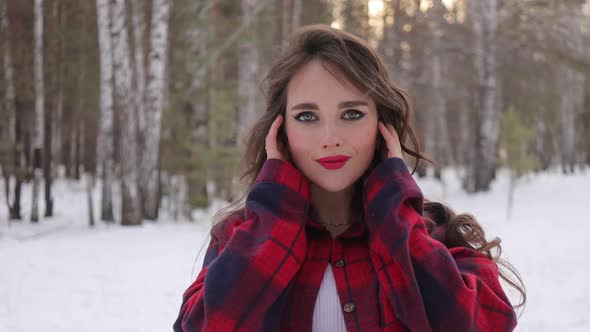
311 207 357 227
319 220 356 226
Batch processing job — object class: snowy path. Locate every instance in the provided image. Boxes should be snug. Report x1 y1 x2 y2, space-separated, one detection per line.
1 169 588 331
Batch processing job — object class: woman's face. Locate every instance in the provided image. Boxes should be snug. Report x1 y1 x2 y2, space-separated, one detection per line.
284 59 379 192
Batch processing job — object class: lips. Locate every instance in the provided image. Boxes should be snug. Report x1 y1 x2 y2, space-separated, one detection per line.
316 155 350 170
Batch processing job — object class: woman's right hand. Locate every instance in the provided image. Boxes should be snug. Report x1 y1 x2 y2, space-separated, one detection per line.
265 115 287 161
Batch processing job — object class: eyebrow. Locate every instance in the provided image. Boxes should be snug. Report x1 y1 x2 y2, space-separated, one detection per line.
289 100 369 111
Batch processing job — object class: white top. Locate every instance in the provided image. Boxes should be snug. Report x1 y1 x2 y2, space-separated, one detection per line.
312 264 348 332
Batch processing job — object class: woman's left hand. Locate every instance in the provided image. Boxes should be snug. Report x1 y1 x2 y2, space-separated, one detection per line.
378 122 404 161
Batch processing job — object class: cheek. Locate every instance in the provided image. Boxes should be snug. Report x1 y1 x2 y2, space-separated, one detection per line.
287 134 309 157
353 125 378 154
285 124 310 156
357 136 377 160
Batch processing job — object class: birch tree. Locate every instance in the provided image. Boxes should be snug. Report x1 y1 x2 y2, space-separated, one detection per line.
281 0 301 44
429 0 453 181
51 2 64 184
31 0 44 222
379 0 400 79
42 0 63 218
292 0 301 32
559 63 585 173
464 0 500 192
130 0 146 139
111 0 142 225
96 0 115 222
184 2 210 212
142 0 171 220
237 0 261 143
1 0 22 220
342 0 371 40
1 0 15 164
282 0 291 44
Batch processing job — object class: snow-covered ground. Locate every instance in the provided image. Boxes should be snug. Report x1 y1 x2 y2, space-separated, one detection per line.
0 167 588 332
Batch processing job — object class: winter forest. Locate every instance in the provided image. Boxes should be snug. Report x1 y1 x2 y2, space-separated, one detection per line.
1 0 589 331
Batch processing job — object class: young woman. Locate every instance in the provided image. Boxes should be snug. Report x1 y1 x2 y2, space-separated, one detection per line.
173 24 525 332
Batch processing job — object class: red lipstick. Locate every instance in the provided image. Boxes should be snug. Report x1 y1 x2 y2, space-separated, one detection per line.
316 155 350 170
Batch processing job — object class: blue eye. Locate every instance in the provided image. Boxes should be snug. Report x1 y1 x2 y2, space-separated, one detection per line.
294 112 317 122
293 110 366 122
343 110 365 120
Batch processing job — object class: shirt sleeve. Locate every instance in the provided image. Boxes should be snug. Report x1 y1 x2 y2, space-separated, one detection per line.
173 159 310 332
363 157 518 332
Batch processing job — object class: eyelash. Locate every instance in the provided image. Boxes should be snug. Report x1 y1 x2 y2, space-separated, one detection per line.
293 110 366 122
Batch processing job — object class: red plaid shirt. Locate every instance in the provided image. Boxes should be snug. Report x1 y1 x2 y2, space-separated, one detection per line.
174 158 517 331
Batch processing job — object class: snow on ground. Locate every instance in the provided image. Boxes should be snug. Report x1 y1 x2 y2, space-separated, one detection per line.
0 167 588 331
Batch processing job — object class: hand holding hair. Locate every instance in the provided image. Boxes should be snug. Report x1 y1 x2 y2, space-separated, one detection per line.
378 121 404 161
265 115 286 161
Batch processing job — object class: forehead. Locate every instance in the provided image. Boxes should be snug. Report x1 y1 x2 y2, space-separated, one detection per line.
286 59 371 105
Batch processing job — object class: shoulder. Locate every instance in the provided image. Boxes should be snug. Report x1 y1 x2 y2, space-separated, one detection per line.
448 246 500 275
210 209 247 245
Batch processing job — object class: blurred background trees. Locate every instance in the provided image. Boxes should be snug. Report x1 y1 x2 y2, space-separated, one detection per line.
1 0 589 224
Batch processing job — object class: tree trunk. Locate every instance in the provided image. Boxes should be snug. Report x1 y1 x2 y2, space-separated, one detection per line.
187 11 209 210
52 89 63 174
130 0 147 218
96 0 115 222
1 0 15 146
464 0 500 192
9 109 24 220
75 122 82 180
42 0 64 218
111 0 142 225
382 0 404 82
506 172 516 220
292 0 301 32
585 83 590 167
43 98 53 217
559 63 585 174
342 0 370 40
282 0 301 41
282 0 292 45
86 173 96 226
10 178 22 220
2 168 10 222
67 123 76 178
130 0 147 136
534 79 552 170
31 0 45 223
430 1 453 171
51 0 64 179
141 0 171 220
238 0 261 144
1 0 22 221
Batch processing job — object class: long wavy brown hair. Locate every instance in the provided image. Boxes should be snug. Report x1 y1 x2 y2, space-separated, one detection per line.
201 24 525 312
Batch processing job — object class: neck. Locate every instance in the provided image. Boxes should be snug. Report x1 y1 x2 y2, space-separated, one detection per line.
310 183 357 236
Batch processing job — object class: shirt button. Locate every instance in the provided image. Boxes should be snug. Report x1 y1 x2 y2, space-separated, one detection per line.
334 259 345 268
343 302 356 313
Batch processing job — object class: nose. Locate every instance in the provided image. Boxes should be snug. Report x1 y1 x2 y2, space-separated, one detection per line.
320 124 341 149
